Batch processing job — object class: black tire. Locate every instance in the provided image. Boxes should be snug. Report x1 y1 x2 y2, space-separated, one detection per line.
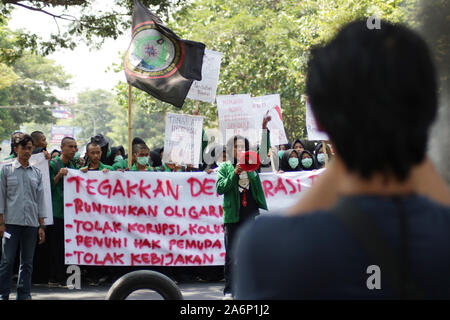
105 270 183 300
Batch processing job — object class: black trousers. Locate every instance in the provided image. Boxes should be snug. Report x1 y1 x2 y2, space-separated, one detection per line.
223 220 246 295
48 217 66 283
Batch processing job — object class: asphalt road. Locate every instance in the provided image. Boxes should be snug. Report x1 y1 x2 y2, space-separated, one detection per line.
7 280 224 300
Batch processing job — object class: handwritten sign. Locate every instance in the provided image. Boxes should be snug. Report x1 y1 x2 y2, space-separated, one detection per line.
306 98 329 141
163 113 204 166
0 153 53 225
187 50 222 103
216 94 259 146
63 169 324 266
252 94 288 147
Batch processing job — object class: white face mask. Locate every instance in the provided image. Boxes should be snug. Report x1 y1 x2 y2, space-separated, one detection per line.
238 171 249 192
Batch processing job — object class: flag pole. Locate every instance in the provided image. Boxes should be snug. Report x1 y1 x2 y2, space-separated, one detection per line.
128 85 133 168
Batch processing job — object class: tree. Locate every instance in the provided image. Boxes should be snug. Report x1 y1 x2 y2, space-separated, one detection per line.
0 51 71 141
108 83 167 152
112 0 417 143
0 0 189 60
70 89 115 145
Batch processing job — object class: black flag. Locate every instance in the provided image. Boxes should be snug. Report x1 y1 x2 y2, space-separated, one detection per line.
124 0 205 108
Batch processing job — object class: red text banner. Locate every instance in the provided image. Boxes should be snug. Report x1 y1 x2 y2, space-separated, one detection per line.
64 169 324 266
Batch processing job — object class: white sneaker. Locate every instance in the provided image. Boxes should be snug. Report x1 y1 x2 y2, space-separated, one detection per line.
222 293 233 300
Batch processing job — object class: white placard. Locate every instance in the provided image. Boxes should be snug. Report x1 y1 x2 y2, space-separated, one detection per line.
306 98 329 141
29 153 54 225
252 94 288 147
63 169 324 266
216 94 259 146
187 50 223 103
163 113 204 166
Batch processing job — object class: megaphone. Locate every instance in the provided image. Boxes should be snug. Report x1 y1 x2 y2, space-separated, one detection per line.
238 151 261 172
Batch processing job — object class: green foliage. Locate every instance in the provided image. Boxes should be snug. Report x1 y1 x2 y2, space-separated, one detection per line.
69 89 115 145
168 0 418 142
1 0 189 60
109 83 168 153
112 0 417 145
0 50 71 141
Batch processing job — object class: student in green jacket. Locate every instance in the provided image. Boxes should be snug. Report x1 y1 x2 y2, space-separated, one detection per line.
111 146 128 171
80 142 114 173
129 143 155 172
216 114 271 300
79 141 114 285
48 136 79 287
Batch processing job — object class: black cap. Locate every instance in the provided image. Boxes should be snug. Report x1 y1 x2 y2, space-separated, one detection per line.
90 134 109 147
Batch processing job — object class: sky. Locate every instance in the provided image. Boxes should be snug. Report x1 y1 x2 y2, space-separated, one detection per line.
8 4 130 103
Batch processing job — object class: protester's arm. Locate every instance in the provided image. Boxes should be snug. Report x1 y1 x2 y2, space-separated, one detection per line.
38 217 45 244
216 163 239 195
43 150 51 161
80 166 88 173
258 112 272 162
51 160 68 185
36 170 46 221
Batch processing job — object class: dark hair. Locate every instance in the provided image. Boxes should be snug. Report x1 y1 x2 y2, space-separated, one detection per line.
86 141 101 152
292 139 306 149
299 150 317 171
132 137 146 146
30 131 44 139
280 149 300 172
132 143 149 154
226 135 250 163
61 136 75 146
15 134 33 148
314 142 332 157
11 131 23 142
51 149 61 156
150 150 162 167
90 134 109 147
306 20 437 181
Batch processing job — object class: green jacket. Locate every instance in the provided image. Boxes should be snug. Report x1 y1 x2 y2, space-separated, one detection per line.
154 163 183 172
49 155 77 219
112 159 128 170
129 164 155 172
80 162 115 172
216 161 268 224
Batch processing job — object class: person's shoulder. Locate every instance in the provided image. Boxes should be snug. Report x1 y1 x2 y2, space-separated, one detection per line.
406 195 450 223
0 163 13 176
238 211 341 247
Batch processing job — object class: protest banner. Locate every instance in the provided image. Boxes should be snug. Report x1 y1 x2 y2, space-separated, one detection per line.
163 113 204 166
63 169 324 266
252 94 288 147
187 50 223 103
50 125 75 145
0 153 53 225
305 98 329 141
51 106 73 119
216 94 259 146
